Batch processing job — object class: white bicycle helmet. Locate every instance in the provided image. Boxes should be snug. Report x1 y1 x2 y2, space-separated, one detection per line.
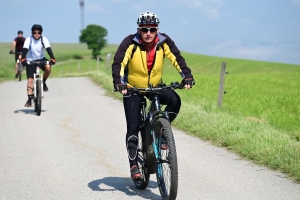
137 11 160 26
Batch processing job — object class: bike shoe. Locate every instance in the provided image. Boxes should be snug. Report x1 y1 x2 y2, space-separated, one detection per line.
43 82 48 92
130 165 142 181
15 73 18 78
161 130 168 150
25 99 32 107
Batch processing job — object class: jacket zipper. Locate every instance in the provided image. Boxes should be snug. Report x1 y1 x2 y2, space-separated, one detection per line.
148 43 160 86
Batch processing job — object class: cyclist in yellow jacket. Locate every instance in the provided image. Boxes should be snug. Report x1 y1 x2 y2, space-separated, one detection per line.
112 11 195 181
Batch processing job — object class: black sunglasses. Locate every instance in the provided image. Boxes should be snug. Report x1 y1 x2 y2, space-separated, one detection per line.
32 31 41 35
139 27 157 33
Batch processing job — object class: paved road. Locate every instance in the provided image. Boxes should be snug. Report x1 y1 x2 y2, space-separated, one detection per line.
0 77 300 200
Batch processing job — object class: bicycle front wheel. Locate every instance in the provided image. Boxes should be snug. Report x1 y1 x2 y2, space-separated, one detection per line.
35 80 42 116
18 63 22 81
18 70 21 81
154 118 178 200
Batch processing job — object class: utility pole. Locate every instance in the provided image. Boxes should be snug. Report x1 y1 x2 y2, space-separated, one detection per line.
79 0 85 30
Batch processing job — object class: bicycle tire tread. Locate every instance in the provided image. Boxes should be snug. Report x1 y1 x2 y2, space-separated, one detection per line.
156 118 178 200
36 79 42 116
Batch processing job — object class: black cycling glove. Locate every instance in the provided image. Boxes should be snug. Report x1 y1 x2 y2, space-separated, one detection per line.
115 84 127 92
50 58 56 65
182 78 195 87
9 50 13 54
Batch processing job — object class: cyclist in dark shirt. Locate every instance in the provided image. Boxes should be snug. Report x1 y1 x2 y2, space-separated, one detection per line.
9 30 26 78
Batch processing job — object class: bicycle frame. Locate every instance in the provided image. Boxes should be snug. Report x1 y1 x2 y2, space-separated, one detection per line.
116 82 184 173
34 66 43 99
16 59 22 71
27 60 49 99
12 52 23 72
140 90 175 176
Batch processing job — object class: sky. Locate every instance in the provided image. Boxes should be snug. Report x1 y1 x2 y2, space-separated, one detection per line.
0 0 300 64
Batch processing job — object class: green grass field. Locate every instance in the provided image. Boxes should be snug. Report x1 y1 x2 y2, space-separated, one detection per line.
1 42 300 182
167 53 300 136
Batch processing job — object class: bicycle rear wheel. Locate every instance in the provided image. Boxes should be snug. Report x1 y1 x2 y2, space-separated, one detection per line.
154 118 178 200
34 80 42 116
134 130 150 189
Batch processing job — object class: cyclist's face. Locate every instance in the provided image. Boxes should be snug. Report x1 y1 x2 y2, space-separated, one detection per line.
32 29 42 40
138 25 158 44
18 33 23 38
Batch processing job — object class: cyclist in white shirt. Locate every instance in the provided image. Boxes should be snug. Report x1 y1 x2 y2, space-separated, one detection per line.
21 24 56 107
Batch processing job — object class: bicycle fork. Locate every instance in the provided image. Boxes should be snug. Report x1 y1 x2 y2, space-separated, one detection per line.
149 96 164 176
33 67 44 99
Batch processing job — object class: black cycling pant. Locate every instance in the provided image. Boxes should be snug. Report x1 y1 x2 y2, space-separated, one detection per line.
123 89 181 167
25 58 48 79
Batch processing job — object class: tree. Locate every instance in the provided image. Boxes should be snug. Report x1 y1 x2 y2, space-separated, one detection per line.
79 24 108 59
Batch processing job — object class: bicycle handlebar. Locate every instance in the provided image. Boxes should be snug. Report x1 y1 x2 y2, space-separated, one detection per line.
26 60 51 65
10 52 22 55
114 82 185 93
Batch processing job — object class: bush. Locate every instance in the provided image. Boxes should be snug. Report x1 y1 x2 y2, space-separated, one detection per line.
72 54 83 59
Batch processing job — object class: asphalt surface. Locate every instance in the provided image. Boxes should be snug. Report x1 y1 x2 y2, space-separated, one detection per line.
0 77 300 200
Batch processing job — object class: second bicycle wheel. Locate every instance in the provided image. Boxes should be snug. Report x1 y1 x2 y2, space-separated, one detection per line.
18 70 21 81
154 118 178 200
18 63 22 81
134 129 150 189
35 79 42 116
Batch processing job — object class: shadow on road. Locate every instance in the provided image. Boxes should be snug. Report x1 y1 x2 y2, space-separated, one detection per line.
14 109 46 115
88 177 161 199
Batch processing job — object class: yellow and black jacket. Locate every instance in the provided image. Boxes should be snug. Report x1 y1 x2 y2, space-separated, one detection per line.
112 33 193 88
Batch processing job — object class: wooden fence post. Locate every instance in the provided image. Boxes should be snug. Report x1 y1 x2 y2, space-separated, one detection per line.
217 62 227 108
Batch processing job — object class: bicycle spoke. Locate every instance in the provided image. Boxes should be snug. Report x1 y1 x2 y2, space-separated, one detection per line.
160 142 171 194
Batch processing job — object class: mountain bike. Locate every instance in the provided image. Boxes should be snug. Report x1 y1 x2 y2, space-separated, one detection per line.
17 58 23 82
119 82 185 200
26 60 50 116
12 52 23 81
